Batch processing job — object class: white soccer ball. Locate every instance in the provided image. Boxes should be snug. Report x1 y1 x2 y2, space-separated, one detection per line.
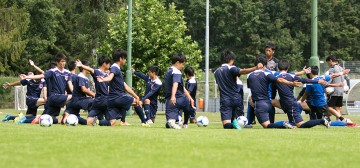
196 116 209 127
325 87 334 95
237 116 248 128
66 114 79 126
39 114 53 127
344 85 349 92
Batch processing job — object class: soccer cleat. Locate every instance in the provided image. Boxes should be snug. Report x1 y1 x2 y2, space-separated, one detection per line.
232 119 242 130
16 116 27 124
283 121 295 129
323 119 330 128
344 118 353 124
142 123 151 127
183 124 188 129
31 115 41 124
346 122 358 127
168 121 181 129
147 119 153 125
120 121 131 126
244 124 253 128
2 114 11 122
14 113 24 123
92 116 99 126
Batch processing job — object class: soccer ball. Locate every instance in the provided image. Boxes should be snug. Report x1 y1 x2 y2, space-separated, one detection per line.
325 87 334 95
66 114 79 126
196 116 209 127
237 116 248 128
39 114 53 127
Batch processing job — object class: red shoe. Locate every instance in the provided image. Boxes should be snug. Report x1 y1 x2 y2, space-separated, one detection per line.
31 115 41 124
346 122 358 127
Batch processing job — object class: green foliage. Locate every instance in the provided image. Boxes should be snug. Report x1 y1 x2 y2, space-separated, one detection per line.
100 0 202 97
0 76 19 108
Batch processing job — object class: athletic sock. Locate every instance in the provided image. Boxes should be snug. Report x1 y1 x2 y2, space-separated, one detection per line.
246 102 255 124
53 118 58 124
144 104 150 119
269 106 275 123
134 106 146 123
183 112 190 125
299 119 322 128
121 110 127 122
78 117 87 125
9 116 16 120
99 120 111 126
223 123 233 129
24 116 36 123
339 116 344 121
267 123 285 128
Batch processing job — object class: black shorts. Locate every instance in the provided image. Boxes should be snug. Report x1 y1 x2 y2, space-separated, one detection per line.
327 96 343 107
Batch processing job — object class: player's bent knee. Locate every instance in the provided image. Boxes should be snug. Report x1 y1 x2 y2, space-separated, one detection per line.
144 99 150 104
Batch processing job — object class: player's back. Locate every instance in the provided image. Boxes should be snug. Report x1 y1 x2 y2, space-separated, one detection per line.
108 63 125 97
306 75 330 106
21 79 45 98
72 73 89 98
247 70 273 101
164 67 184 99
92 69 109 97
275 72 296 101
186 77 197 100
214 64 240 101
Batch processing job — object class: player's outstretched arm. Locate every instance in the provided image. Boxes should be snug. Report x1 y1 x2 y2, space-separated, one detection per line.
327 82 344 87
29 59 45 74
239 63 263 74
76 59 94 74
294 66 311 76
184 88 196 109
329 69 350 79
124 82 141 107
277 78 302 87
132 68 148 81
2 80 21 89
97 73 114 82
21 74 45 80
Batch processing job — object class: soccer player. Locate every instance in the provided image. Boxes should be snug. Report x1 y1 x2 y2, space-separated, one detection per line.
97 48 142 126
132 65 162 126
2 72 46 123
247 56 302 129
214 49 261 130
164 53 195 129
275 60 330 128
64 60 95 125
75 57 111 126
22 53 73 124
184 66 197 126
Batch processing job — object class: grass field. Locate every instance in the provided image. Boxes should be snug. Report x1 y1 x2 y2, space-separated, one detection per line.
0 109 360 168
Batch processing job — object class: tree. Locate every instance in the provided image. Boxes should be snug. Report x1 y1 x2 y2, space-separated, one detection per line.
100 0 202 97
0 1 29 75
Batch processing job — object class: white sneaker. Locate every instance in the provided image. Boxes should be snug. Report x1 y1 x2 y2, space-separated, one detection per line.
345 118 353 124
147 119 153 124
168 121 181 129
283 121 295 129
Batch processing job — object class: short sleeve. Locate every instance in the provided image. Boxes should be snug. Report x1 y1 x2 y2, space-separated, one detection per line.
20 79 28 86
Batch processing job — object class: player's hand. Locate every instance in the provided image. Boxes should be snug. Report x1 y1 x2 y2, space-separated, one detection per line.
19 74 26 80
170 96 176 106
131 68 135 73
189 98 196 110
303 66 311 74
75 59 83 67
3 82 11 89
318 79 328 86
97 76 104 82
343 69 350 75
29 59 35 66
257 63 264 69
137 99 143 108
293 80 302 87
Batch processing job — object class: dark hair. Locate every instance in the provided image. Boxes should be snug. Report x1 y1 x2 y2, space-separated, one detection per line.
184 66 195 76
255 55 267 67
171 53 186 64
79 60 89 72
306 73 311 79
326 55 336 62
310 66 319 75
278 60 290 71
112 48 127 62
55 53 66 62
148 65 159 75
265 42 276 51
68 61 76 71
98 56 111 66
221 49 235 63
48 61 57 69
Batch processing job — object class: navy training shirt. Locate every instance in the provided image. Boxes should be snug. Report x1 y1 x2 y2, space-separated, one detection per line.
214 64 241 101
247 70 278 101
164 66 184 99
72 73 89 98
20 79 45 98
134 71 162 105
186 76 197 101
108 63 126 98
92 69 109 97
44 67 72 97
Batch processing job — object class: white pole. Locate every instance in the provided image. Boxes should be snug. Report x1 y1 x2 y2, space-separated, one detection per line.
204 0 210 112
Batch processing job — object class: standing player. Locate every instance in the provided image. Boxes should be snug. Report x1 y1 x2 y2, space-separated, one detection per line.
275 60 330 128
22 54 73 124
247 56 302 129
214 49 260 130
132 65 162 125
97 49 142 126
164 53 195 129
64 60 95 125
184 66 197 126
75 57 111 126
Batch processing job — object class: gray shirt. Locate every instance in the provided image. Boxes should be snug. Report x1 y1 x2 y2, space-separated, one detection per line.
328 64 344 96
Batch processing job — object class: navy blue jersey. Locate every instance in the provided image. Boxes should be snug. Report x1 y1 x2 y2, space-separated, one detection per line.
92 69 109 97
134 72 162 105
306 75 331 107
72 73 89 98
186 77 197 100
275 72 318 105
66 73 75 94
214 64 241 101
247 70 278 101
20 79 45 98
108 63 125 97
44 67 72 97
236 78 244 100
164 67 185 99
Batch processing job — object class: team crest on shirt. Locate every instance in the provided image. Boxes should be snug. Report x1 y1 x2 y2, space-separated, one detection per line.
39 84 43 89
65 76 69 81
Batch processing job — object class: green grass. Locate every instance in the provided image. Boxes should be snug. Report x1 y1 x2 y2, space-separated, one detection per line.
0 109 360 168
